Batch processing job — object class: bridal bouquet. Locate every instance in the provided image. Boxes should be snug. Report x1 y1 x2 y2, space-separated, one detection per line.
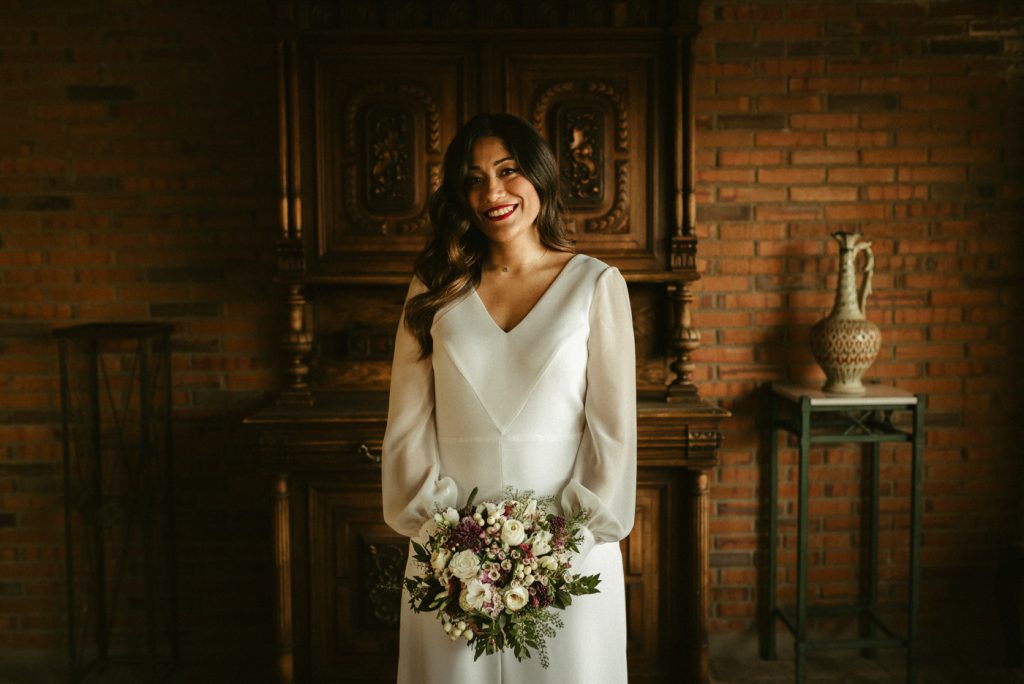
404 488 600 667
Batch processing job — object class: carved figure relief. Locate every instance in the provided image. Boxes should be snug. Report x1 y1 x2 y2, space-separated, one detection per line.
340 82 442 236
559 107 603 205
534 78 631 235
365 105 413 213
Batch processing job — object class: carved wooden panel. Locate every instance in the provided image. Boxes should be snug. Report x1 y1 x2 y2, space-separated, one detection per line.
306 44 474 275
310 287 406 391
502 43 664 271
309 482 402 681
623 481 664 666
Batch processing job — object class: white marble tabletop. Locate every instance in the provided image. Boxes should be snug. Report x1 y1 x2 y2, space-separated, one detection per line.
772 382 919 407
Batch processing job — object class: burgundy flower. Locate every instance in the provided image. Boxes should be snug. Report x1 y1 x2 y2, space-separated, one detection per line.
549 515 568 548
532 582 552 608
445 583 461 618
452 517 484 551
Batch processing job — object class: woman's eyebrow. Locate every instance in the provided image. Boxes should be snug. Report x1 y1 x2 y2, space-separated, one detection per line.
468 156 515 172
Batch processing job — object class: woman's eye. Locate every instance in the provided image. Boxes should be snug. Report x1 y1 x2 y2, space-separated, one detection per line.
466 175 483 187
499 167 519 177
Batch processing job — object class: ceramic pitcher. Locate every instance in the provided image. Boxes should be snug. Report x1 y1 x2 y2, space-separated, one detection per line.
810 231 882 394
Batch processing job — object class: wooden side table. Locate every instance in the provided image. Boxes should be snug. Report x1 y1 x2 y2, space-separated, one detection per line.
762 382 924 684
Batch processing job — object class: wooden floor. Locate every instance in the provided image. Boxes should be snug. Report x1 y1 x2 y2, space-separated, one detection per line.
709 632 1023 684
711 651 1023 683
2 634 1021 683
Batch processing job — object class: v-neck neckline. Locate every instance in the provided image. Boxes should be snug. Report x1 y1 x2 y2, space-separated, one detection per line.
472 253 582 335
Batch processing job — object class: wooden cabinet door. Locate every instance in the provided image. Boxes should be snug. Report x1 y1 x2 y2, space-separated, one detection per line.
499 40 667 272
301 42 478 277
625 471 693 682
624 479 667 674
308 482 404 682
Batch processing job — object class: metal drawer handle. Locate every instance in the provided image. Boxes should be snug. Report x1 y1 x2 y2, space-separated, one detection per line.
358 443 381 464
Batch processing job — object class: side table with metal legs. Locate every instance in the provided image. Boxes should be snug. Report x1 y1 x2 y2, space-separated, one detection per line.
762 382 924 684
56 323 178 683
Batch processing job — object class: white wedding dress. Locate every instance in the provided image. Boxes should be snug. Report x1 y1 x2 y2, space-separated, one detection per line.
382 254 636 684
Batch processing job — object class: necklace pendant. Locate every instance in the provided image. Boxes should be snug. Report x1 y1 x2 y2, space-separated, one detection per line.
502 266 509 272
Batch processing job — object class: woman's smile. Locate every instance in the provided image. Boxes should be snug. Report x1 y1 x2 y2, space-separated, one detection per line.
484 203 518 221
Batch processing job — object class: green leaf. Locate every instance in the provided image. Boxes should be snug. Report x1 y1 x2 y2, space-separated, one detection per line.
411 540 430 562
427 589 449 610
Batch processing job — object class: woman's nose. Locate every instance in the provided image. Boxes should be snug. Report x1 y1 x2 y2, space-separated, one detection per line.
484 176 504 199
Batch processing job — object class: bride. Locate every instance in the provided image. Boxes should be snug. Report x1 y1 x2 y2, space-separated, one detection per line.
382 112 636 684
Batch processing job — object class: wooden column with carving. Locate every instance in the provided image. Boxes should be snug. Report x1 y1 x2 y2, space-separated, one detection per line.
276 38 312 406
667 5 702 403
272 474 294 684
690 468 712 680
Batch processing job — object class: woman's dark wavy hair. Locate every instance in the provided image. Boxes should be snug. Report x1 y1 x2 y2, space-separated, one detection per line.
403 113 574 356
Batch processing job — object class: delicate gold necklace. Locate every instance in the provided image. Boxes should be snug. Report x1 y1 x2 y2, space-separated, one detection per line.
492 247 548 274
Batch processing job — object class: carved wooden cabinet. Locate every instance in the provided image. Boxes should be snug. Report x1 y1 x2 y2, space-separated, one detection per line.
284 23 677 282
253 2 728 682
246 393 727 683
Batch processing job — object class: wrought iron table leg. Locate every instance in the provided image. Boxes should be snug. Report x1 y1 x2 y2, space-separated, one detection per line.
795 397 811 684
764 392 779 661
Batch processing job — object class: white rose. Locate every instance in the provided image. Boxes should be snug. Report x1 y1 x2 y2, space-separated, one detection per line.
529 529 553 557
449 549 481 580
442 507 461 526
503 585 530 612
540 556 558 572
464 579 491 611
501 519 526 547
431 547 452 573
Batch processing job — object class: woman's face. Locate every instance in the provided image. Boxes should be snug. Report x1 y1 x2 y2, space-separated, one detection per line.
465 136 541 247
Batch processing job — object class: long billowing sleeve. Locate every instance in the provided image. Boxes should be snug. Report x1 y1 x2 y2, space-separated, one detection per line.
382 279 459 538
560 267 637 559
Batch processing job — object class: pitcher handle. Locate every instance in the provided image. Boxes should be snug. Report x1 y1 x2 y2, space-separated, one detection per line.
857 242 875 315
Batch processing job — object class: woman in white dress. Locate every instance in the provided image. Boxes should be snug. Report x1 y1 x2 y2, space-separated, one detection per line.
382 113 636 684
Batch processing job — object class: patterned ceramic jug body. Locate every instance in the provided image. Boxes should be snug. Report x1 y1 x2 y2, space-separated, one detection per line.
810 231 882 394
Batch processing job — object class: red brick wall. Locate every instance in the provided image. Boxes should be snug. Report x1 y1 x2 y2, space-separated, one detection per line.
0 0 280 671
693 0 1024 650
1 0 1022 670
